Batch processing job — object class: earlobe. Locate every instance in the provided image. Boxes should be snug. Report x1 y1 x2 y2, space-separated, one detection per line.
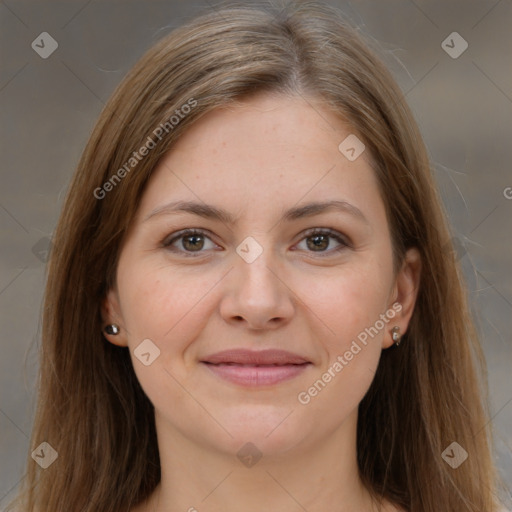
384 247 422 348
101 289 128 347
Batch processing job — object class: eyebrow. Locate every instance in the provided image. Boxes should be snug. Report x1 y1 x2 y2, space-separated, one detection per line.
143 199 369 225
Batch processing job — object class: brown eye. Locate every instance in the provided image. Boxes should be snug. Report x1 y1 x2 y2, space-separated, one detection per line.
163 229 217 256
306 234 330 251
181 233 205 251
295 228 349 255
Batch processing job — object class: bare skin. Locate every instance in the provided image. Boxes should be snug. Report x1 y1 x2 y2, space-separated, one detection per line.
103 93 420 512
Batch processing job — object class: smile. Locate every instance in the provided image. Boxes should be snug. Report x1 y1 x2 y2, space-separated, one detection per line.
202 362 311 386
200 349 312 387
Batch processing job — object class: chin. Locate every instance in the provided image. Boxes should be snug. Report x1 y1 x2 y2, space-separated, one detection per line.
211 405 311 455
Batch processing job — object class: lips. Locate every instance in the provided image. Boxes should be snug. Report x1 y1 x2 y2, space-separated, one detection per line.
200 349 312 386
202 349 310 365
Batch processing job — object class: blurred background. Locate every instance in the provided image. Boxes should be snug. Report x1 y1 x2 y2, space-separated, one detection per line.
1 0 511 509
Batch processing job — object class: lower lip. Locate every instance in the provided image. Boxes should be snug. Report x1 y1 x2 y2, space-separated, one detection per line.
202 362 311 387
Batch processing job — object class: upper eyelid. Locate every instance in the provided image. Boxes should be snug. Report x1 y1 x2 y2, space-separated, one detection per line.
163 228 217 245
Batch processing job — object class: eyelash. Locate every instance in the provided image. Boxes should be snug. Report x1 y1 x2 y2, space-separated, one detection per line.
162 228 351 258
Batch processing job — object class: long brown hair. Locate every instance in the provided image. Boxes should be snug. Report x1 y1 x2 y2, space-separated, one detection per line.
8 1 499 511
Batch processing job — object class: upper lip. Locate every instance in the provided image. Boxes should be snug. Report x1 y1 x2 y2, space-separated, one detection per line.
201 349 311 365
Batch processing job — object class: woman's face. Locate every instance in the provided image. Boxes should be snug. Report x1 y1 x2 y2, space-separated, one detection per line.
103 93 420 459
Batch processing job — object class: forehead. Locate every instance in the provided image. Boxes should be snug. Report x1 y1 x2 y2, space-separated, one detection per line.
136 93 386 228
169 93 354 167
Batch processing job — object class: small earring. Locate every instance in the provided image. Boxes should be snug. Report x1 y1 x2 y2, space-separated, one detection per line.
391 326 401 346
104 324 120 335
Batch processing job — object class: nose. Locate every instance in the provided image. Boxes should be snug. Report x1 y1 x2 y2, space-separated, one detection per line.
219 247 295 331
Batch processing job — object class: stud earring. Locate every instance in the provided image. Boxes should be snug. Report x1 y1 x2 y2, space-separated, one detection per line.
391 326 401 346
104 324 120 335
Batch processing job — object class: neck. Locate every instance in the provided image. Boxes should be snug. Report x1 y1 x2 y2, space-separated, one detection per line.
142 409 381 512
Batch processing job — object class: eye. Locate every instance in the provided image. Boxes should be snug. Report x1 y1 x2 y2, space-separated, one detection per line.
294 228 350 255
162 227 350 257
163 229 218 256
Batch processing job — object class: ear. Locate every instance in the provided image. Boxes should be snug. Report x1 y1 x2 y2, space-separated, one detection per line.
383 247 422 349
101 287 128 347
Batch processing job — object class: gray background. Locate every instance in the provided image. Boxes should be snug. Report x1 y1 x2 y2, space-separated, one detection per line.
1 0 511 509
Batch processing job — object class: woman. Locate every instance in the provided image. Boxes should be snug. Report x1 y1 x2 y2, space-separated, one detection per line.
8 1 500 511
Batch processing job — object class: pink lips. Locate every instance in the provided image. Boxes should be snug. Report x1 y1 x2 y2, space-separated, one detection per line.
201 349 312 387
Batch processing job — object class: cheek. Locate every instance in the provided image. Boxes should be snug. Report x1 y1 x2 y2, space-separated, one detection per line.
292 253 394 416
301 260 392 347
291 266 388 409
117 265 221 411
117 260 227 385
293 259 392 407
